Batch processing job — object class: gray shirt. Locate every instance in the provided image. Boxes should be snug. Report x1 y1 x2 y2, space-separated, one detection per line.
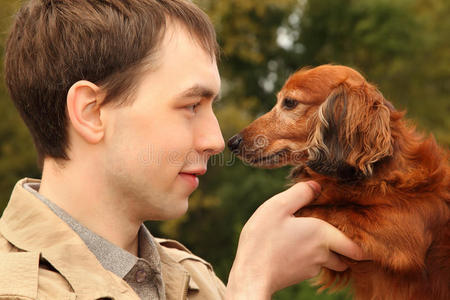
23 182 166 300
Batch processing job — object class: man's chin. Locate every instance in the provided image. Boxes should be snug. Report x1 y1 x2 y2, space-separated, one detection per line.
162 198 189 220
141 197 189 221
172 198 189 219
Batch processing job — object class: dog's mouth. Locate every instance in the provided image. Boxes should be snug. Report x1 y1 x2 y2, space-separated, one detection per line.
241 149 290 168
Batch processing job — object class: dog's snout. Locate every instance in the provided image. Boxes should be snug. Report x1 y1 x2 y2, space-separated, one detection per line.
227 134 243 153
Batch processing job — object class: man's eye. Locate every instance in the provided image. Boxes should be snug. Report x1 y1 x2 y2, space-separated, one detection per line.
282 98 299 110
186 102 201 112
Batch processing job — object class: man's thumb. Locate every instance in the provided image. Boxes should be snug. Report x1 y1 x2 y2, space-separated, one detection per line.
271 181 321 215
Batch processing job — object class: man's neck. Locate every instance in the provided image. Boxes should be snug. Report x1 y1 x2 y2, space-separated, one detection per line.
39 158 141 256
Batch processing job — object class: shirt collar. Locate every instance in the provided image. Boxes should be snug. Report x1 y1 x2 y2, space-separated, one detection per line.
23 182 142 278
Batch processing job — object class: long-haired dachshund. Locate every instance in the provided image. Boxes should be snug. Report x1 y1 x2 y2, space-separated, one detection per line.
228 65 450 300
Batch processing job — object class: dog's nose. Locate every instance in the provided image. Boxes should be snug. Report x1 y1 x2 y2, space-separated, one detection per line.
227 134 243 153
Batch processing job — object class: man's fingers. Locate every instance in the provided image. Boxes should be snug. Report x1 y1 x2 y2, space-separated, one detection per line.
269 181 321 215
326 225 366 261
323 252 348 272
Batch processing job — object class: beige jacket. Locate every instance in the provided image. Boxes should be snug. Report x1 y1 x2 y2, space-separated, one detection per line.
0 178 226 300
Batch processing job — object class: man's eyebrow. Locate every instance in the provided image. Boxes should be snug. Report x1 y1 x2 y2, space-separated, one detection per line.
177 85 221 103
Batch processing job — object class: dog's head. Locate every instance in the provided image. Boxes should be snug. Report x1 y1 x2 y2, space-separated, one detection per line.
228 65 394 182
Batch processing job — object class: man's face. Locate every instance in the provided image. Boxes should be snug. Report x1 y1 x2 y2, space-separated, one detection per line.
101 23 224 221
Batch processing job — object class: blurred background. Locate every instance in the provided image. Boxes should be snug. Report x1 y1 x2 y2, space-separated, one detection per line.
1 0 449 299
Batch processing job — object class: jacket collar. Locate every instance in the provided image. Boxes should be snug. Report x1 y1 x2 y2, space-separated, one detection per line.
157 243 191 299
0 178 133 298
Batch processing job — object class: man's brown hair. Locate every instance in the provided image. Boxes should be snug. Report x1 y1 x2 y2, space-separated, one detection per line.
4 0 219 167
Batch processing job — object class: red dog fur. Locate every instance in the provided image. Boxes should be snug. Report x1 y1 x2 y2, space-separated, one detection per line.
228 65 450 300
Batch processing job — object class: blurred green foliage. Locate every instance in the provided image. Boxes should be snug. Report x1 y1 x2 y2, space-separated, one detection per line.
1 0 449 299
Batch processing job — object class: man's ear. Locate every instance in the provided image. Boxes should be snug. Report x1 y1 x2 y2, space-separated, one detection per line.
306 83 393 182
66 80 105 144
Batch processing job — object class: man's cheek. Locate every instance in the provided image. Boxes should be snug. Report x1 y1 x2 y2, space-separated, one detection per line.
165 150 185 167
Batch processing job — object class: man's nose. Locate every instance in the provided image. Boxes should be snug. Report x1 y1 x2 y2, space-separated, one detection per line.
227 134 243 153
203 131 225 156
198 114 225 156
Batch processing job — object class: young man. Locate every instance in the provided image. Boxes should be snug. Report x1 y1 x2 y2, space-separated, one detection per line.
1 0 365 299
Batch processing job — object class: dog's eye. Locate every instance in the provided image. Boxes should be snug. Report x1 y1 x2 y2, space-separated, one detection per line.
282 98 299 110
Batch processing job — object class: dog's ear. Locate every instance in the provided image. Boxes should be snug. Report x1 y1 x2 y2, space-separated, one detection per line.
306 83 393 182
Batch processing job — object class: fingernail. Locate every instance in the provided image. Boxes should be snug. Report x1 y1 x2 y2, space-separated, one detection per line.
306 181 321 197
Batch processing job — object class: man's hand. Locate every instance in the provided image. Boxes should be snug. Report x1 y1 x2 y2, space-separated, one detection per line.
226 181 365 300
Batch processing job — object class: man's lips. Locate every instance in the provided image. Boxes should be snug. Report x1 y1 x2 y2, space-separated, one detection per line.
178 169 206 189
181 169 207 176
